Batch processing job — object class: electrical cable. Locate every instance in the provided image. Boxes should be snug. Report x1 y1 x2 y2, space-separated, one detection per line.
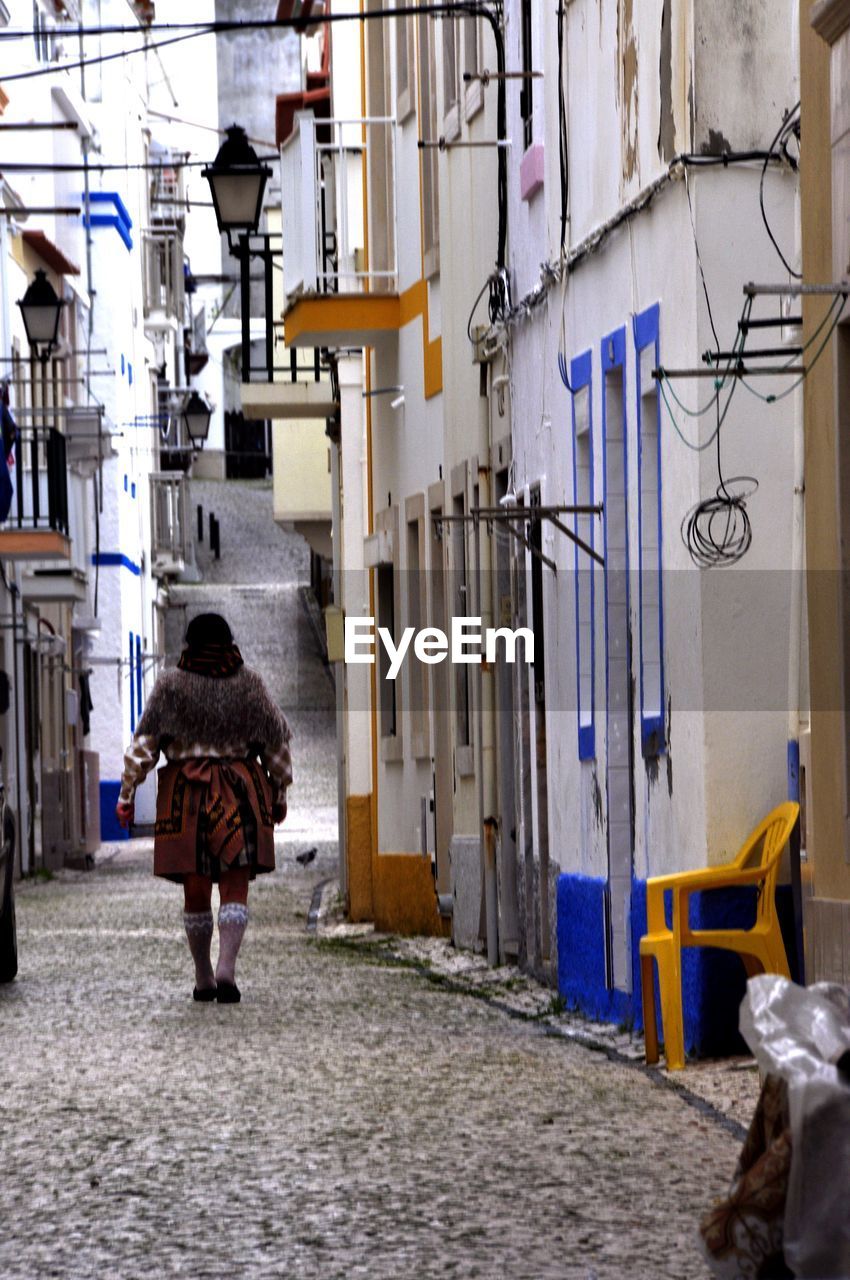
0 7 498 41
557 2 569 251
666 192 757 568
739 292 847 405
759 101 802 279
681 389 757 568
0 26 205 86
684 166 720 351
466 273 494 344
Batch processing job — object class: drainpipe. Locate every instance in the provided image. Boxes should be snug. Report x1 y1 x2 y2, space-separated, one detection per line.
476 389 499 966
787 382 806 982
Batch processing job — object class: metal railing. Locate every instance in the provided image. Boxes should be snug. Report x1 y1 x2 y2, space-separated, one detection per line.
150 473 188 576
281 115 398 300
142 229 185 322
149 153 188 224
2 426 69 536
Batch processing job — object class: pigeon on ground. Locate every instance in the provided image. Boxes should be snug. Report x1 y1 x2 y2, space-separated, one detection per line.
296 847 317 867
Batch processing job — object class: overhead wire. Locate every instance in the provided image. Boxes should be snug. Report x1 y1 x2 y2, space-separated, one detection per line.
675 179 758 566
0 26 205 85
759 101 802 279
556 1 569 252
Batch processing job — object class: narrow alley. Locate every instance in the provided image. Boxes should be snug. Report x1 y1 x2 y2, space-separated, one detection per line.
2 0 847 1274
0 487 751 1280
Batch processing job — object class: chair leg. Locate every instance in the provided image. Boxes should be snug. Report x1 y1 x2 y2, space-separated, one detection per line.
641 953 659 1065
765 925 791 980
745 931 791 982
656 947 685 1071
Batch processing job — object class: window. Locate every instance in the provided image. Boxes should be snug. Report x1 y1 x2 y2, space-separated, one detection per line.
451 463 473 772
571 350 595 760
418 12 440 276
376 505 402 761
463 14 483 121
406 494 430 759
395 11 415 121
129 631 136 732
32 1 55 63
634 303 664 757
377 564 397 740
442 18 460 140
366 2 396 292
520 0 533 150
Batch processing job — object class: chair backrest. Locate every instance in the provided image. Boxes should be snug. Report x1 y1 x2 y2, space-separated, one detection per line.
733 801 800 921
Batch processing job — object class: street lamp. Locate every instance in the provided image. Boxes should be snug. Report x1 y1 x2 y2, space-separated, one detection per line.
182 390 212 449
202 124 272 254
17 269 65 363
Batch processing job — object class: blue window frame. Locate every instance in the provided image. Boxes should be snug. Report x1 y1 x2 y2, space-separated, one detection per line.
570 349 596 760
129 630 136 732
136 633 143 719
634 303 665 756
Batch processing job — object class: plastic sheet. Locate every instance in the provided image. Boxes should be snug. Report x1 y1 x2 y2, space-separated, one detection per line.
739 975 850 1278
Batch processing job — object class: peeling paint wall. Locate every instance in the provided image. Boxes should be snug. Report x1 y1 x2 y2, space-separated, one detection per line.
501 0 802 1003
693 0 800 154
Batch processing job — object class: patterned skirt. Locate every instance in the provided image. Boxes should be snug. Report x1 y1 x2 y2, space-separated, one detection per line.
153 757 275 884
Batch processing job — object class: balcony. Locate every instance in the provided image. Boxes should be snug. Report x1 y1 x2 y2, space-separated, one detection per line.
154 385 194 473
149 149 188 227
242 346 337 420
281 116 400 348
0 427 71 561
150 472 188 578
142 229 185 329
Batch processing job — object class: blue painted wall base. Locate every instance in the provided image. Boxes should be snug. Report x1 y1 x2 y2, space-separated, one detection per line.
100 781 129 842
556 873 799 1058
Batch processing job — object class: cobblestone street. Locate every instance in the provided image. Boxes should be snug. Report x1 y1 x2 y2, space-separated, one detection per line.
1 841 753 1280
0 481 757 1277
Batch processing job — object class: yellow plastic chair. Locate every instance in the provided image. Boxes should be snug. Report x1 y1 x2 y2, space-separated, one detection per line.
640 801 799 1071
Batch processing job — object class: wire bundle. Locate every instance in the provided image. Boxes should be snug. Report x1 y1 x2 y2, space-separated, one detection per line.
760 102 801 279
681 477 757 568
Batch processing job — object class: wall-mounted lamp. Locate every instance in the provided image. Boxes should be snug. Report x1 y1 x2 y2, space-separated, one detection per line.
182 390 212 448
202 124 272 256
17 269 65 364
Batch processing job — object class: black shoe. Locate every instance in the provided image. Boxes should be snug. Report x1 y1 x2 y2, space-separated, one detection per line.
193 985 217 1002
216 980 241 1004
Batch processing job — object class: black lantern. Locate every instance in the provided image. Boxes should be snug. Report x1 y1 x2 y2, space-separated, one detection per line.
202 124 272 253
17 269 65 363
182 390 212 448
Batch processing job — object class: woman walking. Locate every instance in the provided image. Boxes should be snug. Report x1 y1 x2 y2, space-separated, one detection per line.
116 613 292 1003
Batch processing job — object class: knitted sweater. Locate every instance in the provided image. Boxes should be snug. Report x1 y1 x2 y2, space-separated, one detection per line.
119 665 292 805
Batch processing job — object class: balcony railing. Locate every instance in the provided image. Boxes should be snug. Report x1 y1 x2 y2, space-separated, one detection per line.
142 229 185 324
150 472 187 577
281 115 397 302
3 427 69 536
149 151 188 225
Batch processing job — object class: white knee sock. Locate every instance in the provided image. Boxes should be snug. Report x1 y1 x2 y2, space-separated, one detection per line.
184 910 215 989
216 903 249 985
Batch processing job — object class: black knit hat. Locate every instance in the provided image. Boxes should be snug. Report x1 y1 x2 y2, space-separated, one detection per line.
179 613 243 677
185 612 233 648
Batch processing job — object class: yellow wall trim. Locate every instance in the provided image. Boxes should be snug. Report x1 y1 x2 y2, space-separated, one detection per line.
285 293 401 343
399 279 443 400
346 794 374 921
371 851 449 936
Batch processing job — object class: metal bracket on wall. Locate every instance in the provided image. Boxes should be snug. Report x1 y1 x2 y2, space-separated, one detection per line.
432 504 604 571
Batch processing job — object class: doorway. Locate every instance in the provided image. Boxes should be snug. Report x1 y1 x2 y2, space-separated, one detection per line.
529 485 551 970
602 329 635 992
429 484 453 895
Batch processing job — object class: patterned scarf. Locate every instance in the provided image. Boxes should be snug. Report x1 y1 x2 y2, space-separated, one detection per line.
177 642 244 679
